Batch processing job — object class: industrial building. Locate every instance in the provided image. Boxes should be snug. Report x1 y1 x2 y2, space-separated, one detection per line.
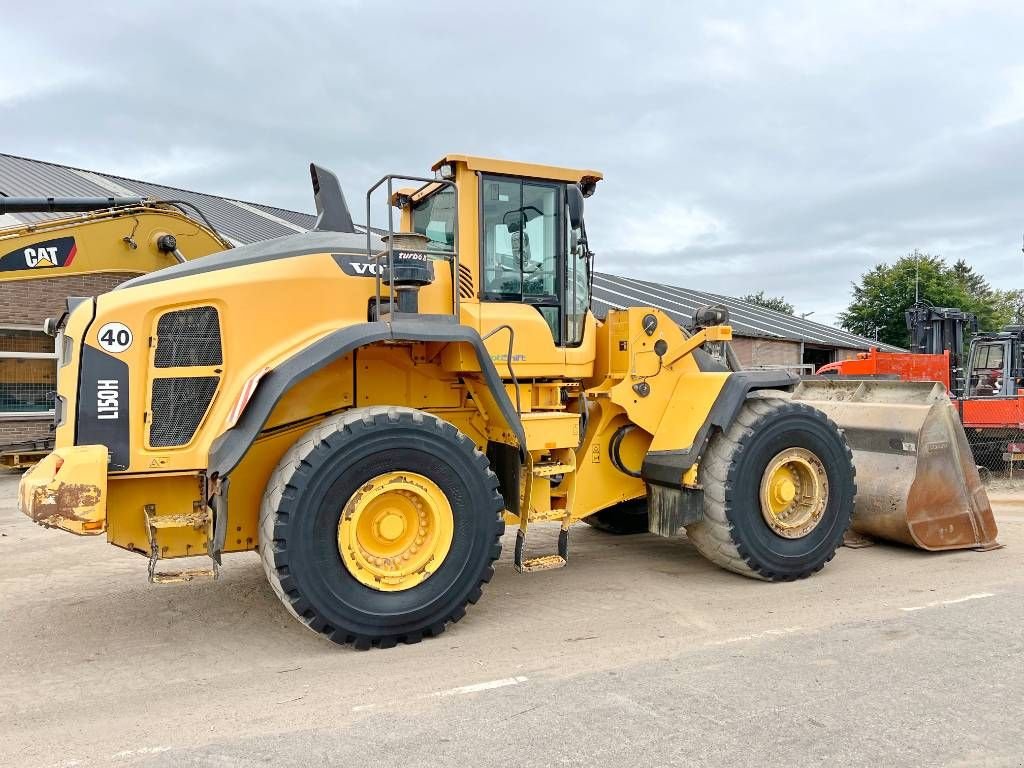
0 152 899 447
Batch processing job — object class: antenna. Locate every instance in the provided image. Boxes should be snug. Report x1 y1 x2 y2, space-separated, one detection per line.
914 250 920 305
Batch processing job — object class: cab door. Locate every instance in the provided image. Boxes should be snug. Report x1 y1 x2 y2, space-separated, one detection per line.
967 341 1011 397
476 175 592 377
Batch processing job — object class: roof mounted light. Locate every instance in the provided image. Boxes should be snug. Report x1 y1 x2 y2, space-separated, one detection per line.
437 163 455 180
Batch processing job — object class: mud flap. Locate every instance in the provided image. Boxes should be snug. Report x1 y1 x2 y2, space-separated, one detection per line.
791 380 999 551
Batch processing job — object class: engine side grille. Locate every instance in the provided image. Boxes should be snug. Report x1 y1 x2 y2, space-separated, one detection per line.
155 306 222 368
149 376 219 447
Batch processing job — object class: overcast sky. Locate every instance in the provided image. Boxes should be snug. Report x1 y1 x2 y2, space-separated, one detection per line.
2 0 1023 324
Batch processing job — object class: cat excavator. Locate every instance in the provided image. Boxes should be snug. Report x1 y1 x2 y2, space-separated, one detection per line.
0 196 232 466
18 155 998 649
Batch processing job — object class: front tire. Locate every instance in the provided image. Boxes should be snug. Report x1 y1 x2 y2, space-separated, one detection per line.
685 396 855 581
259 406 505 649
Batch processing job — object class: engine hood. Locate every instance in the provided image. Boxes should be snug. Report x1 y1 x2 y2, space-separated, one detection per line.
117 230 384 290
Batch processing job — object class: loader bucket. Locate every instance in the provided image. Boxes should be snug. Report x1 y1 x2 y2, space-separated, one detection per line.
790 380 998 551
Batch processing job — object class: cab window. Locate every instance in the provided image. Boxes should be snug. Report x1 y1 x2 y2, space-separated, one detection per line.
565 208 589 345
969 342 1007 397
481 176 562 341
411 187 456 252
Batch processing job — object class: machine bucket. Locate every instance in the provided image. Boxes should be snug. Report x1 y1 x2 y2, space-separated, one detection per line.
789 380 999 551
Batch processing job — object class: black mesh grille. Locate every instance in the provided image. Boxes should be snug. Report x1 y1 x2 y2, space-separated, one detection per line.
149 376 219 447
154 306 222 368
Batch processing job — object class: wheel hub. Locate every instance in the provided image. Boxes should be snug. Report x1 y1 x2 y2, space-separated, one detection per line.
758 447 829 539
338 471 454 591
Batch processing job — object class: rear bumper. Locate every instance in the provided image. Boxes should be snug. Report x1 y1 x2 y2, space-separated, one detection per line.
18 446 109 534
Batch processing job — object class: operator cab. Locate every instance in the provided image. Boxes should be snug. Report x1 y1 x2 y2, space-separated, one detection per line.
966 329 1023 397
385 155 603 376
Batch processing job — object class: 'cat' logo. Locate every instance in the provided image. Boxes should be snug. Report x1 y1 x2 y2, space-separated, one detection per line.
24 246 60 268
0 236 77 272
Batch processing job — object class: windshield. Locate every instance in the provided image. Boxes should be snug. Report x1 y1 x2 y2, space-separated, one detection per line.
411 188 456 252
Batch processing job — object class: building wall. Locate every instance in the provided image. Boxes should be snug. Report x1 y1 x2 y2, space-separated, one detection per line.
731 336 802 368
0 271 141 326
0 272 142 449
0 419 50 445
835 348 863 362
731 336 867 370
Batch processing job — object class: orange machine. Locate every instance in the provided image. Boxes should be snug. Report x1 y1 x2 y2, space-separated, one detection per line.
817 349 952 390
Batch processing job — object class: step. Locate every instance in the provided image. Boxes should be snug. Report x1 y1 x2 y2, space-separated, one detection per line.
532 462 574 478
151 566 218 584
147 511 210 529
517 554 567 573
513 527 569 574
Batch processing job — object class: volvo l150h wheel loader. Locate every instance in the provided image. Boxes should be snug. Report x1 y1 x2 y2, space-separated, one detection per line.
18 156 998 648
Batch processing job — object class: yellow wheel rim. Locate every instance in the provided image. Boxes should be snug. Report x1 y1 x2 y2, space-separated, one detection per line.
758 447 829 539
338 471 454 592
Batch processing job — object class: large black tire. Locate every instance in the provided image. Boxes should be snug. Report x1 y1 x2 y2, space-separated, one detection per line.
685 396 855 581
583 499 649 535
259 406 505 649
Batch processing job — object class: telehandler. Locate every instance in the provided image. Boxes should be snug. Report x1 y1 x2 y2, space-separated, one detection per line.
19 156 998 648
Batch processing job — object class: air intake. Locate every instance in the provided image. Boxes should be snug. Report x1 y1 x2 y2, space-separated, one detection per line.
149 376 219 447
155 306 222 368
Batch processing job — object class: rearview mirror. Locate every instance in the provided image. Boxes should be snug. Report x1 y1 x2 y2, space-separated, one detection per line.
566 184 585 230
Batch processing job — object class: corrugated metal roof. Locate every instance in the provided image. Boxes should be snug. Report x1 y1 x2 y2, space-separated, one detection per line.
592 273 903 352
0 152 896 351
0 153 315 243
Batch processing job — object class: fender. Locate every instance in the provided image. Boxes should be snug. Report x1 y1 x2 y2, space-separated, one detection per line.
206 316 526 557
641 370 797 488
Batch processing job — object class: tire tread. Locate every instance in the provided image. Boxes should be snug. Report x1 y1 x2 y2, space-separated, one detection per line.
258 406 505 648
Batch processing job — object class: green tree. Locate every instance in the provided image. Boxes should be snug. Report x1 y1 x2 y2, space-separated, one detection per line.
741 290 795 315
838 250 1009 347
950 258 993 299
994 288 1024 325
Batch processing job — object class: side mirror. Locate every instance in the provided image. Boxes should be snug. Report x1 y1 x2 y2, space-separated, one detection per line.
566 184 585 230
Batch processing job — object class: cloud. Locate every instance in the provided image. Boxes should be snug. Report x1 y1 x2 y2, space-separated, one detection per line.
606 202 728 254
1 0 1023 329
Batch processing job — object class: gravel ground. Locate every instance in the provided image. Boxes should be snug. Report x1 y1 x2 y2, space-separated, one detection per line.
1 470 1022 767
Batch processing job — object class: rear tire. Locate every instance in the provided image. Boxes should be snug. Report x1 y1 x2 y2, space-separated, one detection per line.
583 499 649 535
259 406 505 649
685 396 855 581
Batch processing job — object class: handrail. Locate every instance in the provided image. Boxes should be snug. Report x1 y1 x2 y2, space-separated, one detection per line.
365 174 460 321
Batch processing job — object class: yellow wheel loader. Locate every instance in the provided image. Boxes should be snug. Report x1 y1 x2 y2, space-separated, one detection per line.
0 196 233 465
18 157 998 649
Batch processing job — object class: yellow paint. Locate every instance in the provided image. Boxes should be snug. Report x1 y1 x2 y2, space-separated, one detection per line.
27 152 762 570
18 445 109 534
432 154 602 184
106 473 207 557
0 204 231 282
337 471 454 591
758 448 829 539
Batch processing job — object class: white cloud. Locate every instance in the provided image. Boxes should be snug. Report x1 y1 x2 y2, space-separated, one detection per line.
606 202 729 254
984 65 1024 128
